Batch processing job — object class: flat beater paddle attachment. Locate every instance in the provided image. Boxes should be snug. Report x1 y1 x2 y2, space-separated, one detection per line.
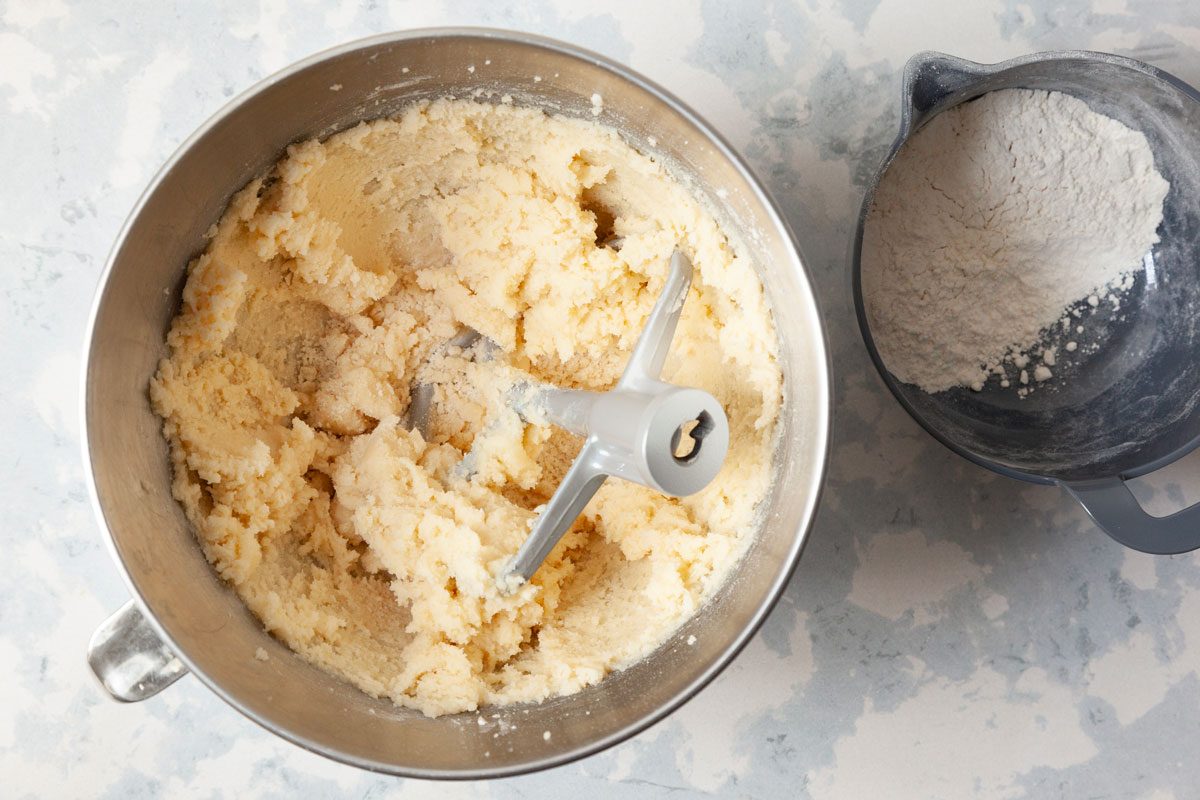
498 250 729 591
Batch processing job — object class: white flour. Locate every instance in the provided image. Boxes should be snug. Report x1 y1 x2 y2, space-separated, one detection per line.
863 88 1169 394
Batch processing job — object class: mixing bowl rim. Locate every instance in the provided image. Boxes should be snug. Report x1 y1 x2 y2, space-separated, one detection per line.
81 27 833 779
851 48 1200 487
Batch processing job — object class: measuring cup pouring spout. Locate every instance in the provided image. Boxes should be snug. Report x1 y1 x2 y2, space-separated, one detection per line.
901 52 991 131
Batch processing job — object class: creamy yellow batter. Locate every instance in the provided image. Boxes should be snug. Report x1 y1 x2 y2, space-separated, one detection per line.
151 99 781 717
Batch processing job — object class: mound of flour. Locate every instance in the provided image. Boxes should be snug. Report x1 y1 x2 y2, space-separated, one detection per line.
863 88 1169 394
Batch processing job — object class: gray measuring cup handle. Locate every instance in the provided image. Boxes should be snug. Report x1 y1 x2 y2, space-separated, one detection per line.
87 599 189 701
1064 479 1200 555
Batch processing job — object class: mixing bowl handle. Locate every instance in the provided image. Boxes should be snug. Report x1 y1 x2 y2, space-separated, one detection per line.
1064 478 1200 555
87 599 189 702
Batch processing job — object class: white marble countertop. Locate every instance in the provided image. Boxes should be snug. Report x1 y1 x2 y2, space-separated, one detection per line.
6 1 1200 797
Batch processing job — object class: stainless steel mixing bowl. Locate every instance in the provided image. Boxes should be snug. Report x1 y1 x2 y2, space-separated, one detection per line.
83 29 831 778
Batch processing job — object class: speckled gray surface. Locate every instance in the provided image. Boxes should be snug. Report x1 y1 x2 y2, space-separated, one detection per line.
6 1 1200 797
